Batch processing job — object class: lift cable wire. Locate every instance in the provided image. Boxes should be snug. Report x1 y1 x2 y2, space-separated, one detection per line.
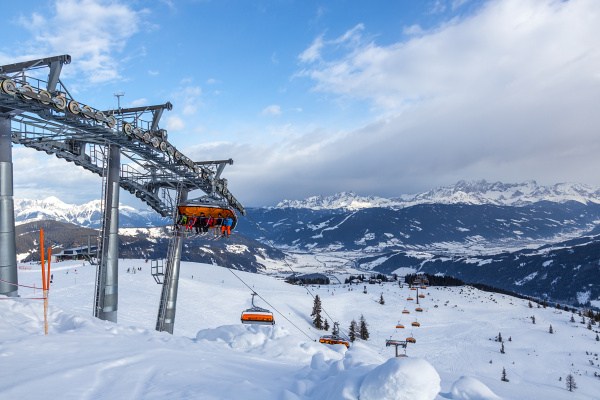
244 214 351 340
224 266 316 342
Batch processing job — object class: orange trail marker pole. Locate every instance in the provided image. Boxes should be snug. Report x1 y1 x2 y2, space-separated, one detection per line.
40 229 48 335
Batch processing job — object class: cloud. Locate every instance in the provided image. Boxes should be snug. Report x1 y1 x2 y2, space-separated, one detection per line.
129 97 148 107
261 105 282 116
17 0 145 84
166 116 185 131
234 0 600 204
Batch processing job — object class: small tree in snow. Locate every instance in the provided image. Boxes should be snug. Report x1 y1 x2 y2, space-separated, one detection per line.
570 314 575 323
311 295 323 330
549 324 554 334
323 319 330 331
528 301 533 308
359 315 370 340
500 342 505 354
595 333 599 342
379 293 385 305
501 368 509 382
497 332 503 342
348 320 358 342
531 315 536 324
565 374 577 392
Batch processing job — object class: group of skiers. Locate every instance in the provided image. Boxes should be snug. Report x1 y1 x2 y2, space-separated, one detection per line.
176 214 234 237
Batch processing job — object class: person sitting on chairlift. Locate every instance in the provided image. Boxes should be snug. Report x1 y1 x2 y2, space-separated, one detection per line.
222 215 233 237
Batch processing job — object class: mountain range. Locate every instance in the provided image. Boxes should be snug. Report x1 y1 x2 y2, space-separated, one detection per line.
12 180 600 307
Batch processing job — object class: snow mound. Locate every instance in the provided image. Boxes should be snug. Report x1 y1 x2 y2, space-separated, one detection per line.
359 357 440 400
450 376 500 400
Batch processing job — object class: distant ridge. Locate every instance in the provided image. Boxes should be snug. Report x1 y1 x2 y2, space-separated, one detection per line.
14 197 169 228
275 180 600 210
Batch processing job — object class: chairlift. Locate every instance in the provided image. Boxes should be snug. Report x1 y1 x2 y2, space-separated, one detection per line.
402 309 410 314
415 307 423 312
240 293 275 325
406 337 416 343
407 296 414 301
178 202 237 228
395 323 405 329
418 294 425 298
411 321 421 327
319 322 350 348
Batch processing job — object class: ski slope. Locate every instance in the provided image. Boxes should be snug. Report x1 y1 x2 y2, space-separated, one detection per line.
1 259 599 399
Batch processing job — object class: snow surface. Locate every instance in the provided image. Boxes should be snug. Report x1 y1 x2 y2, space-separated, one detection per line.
1 259 599 399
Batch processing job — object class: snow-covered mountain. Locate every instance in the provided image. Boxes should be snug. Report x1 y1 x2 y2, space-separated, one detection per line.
276 180 600 210
14 196 169 228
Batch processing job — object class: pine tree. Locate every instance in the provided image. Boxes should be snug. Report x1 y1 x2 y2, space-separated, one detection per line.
497 332 503 342
595 333 599 342
528 301 533 308
323 319 330 331
359 315 370 340
348 319 358 342
570 314 575 323
565 374 577 392
549 324 553 334
531 315 536 324
379 293 385 305
500 343 505 354
311 295 323 330
501 368 509 382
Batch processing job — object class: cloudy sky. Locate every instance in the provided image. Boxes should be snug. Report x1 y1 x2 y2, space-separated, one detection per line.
3 0 600 206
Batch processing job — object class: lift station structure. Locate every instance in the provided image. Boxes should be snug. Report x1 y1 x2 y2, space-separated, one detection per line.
0 55 245 334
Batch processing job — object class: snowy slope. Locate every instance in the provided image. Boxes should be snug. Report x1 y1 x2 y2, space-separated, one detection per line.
1 259 599 399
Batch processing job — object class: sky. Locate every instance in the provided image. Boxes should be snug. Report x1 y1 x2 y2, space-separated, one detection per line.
2 0 600 207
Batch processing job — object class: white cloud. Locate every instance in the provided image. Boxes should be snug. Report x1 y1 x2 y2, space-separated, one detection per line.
17 0 145 84
166 115 185 131
298 35 324 63
129 98 148 107
261 105 282 116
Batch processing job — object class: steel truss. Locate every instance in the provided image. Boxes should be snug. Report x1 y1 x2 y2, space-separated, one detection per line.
0 55 245 331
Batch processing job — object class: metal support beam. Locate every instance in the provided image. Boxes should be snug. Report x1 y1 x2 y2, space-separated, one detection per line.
156 188 188 334
0 115 18 297
0 55 71 75
95 144 121 322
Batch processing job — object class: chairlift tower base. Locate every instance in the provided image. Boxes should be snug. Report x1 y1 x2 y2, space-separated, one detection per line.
0 115 17 297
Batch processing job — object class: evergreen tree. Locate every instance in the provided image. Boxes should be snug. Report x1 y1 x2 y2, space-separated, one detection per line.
549 324 554 334
348 319 358 342
323 319 330 331
508 336 512 342
528 301 533 308
570 314 575 323
531 315 536 324
595 334 599 342
311 295 323 330
363 285 367 294
565 374 577 392
379 293 385 305
359 315 370 340
500 343 505 354
587 321 592 330
501 368 509 382
497 332 503 342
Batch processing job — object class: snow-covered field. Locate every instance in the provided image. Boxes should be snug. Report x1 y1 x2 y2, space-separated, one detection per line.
1 259 599 399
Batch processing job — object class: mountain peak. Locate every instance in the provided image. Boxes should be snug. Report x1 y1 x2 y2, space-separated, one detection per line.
276 181 600 210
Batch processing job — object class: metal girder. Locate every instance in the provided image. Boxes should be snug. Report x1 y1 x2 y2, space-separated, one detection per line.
0 78 245 215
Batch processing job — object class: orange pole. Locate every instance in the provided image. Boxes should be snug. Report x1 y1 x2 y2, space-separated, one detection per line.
40 229 46 291
47 247 52 289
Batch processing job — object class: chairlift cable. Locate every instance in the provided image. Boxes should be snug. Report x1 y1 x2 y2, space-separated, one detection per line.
245 214 351 339
225 266 315 342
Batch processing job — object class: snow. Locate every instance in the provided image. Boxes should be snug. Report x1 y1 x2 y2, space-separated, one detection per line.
449 376 500 400
275 181 600 210
359 357 441 400
2 259 599 399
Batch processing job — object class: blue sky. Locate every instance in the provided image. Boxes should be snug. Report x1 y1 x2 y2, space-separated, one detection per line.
3 0 600 206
